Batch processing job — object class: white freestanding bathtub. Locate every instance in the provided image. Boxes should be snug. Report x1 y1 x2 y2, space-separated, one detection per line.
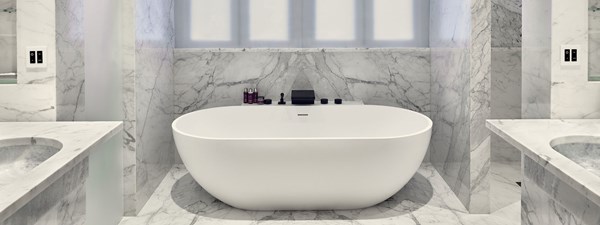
172 105 432 210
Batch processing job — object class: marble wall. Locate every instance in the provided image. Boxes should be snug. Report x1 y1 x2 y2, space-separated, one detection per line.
429 0 492 214
590 0 600 79
122 0 176 215
174 48 431 116
550 0 600 119
521 0 551 119
56 0 85 121
0 0 16 74
523 0 600 119
490 0 521 163
2 160 88 225
0 0 56 122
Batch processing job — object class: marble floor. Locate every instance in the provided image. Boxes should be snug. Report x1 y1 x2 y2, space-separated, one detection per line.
490 161 521 212
119 164 520 225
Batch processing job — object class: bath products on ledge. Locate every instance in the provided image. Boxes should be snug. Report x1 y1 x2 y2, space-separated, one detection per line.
243 88 249 103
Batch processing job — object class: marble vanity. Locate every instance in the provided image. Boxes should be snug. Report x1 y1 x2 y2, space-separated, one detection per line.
0 122 122 225
487 120 600 225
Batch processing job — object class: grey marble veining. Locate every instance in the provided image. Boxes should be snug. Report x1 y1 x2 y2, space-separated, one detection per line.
56 0 85 121
429 0 492 213
490 48 521 163
0 122 122 222
522 155 600 225
487 119 600 209
491 0 521 48
590 0 600 79
429 0 471 212
119 164 520 225
121 0 176 215
2 159 88 225
0 0 57 122
468 0 492 213
521 0 551 119
173 48 431 117
0 0 16 74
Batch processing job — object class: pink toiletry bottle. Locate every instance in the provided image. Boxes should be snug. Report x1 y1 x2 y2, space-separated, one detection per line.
248 88 254 104
243 88 248 103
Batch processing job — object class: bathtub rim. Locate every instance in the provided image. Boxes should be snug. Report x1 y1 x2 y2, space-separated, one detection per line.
173 105 433 141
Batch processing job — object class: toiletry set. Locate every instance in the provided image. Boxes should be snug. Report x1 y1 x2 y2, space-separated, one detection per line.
243 89 343 105
243 88 270 105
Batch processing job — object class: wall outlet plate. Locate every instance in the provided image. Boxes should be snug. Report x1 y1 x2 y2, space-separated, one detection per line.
561 45 581 66
26 46 47 69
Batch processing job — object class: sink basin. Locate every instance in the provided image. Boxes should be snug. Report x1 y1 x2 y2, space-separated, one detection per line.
0 137 62 188
550 136 600 177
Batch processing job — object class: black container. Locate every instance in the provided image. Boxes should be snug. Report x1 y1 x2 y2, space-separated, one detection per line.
291 90 315 105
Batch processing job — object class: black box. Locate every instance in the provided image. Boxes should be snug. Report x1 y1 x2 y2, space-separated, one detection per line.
291 90 315 105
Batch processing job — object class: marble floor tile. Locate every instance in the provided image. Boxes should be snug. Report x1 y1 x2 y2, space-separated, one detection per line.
119 164 520 225
490 161 521 212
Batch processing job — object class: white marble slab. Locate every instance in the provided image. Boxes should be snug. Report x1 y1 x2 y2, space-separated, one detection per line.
119 164 520 225
0 122 122 221
487 119 600 207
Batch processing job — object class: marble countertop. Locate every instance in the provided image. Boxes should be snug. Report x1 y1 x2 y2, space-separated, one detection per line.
0 122 122 221
487 119 600 207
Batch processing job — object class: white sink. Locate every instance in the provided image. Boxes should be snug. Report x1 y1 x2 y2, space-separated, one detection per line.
0 137 62 188
551 136 600 178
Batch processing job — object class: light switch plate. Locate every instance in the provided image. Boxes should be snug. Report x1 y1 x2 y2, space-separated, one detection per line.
26 46 47 69
561 45 581 66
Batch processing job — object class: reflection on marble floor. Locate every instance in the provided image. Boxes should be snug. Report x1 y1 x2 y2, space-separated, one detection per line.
119 164 520 225
490 161 521 212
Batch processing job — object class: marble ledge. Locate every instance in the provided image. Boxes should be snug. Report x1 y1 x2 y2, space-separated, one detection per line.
0 122 122 222
486 119 600 207
175 47 430 53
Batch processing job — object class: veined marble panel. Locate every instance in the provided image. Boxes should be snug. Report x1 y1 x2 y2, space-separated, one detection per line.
173 48 431 117
590 0 600 78
522 155 600 225
121 0 137 216
133 0 175 214
0 36 16 74
468 0 491 213
491 0 521 48
0 84 55 121
429 0 471 212
16 0 56 85
491 48 521 163
521 0 551 119
2 159 88 225
550 0 600 119
56 0 85 121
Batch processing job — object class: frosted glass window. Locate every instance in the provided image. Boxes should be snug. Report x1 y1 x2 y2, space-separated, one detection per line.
249 0 289 41
190 0 232 41
314 0 356 41
373 0 413 40
174 0 429 48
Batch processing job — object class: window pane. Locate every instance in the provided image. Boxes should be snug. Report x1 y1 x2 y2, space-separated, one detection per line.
190 0 232 41
373 0 414 40
249 0 289 41
314 0 356 41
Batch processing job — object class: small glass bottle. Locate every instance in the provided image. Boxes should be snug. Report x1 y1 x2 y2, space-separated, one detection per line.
243 88 249 103
248 88 254 104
